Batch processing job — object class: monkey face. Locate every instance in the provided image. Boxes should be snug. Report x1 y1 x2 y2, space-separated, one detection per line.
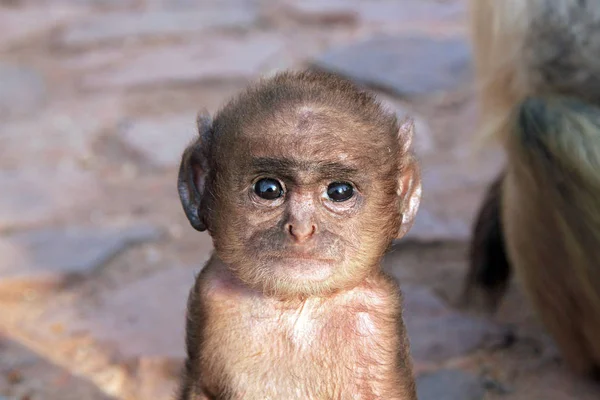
177 71 422 297
206 131 405 297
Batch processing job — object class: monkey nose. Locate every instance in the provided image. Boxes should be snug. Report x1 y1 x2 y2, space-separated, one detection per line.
287 223 316 242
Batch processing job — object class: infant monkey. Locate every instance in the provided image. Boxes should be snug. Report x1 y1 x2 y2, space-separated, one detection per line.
177 70 421 400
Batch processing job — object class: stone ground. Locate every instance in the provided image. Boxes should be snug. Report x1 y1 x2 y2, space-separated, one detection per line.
1 0 599 399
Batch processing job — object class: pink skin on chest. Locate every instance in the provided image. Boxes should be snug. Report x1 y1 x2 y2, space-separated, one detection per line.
200 263 400 378
203 263 389 340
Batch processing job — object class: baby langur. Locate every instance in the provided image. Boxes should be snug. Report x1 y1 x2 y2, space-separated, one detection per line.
462 0 600 378
176 70 421 400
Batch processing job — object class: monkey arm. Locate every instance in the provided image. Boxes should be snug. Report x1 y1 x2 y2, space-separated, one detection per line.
178 263 218 400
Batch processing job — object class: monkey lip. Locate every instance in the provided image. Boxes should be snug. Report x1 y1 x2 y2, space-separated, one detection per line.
279 252 334 263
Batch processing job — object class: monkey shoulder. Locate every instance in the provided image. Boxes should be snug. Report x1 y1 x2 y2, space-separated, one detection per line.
343 284 400 312
349 273 403 312
194 260 256 310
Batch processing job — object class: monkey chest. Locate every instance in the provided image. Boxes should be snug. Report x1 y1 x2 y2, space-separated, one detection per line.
199 296 401 399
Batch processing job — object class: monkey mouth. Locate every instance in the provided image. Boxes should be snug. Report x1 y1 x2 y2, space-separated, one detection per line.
278 251 335 263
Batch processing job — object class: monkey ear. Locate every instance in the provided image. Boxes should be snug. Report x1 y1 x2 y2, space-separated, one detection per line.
177 112 212 232
396 117 422 239
396 160 422 239
397 116 415 155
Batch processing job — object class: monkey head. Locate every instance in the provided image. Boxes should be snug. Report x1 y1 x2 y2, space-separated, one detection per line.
178 71 421 297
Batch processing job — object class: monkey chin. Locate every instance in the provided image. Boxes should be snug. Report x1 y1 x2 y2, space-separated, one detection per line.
234 255 355 298
277 257 336 282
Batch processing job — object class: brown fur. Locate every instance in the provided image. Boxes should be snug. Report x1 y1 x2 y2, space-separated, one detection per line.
463 0 600 378
177 70 421 399
460 171 511 314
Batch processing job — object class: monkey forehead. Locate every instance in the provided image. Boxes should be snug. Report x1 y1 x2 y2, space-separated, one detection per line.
229 106 397 152
210 99 403 178
264 105 392 138
233 131 393 169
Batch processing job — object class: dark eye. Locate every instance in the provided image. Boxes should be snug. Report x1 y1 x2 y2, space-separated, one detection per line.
326 182 354 202
254 178 284 200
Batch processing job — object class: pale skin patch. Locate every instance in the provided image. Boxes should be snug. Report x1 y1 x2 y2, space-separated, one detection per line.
284 299 319 350
355 311 377 337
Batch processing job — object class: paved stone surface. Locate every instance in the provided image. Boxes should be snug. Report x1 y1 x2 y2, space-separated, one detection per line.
404 158 504 243
143 0 257 11
0 63 46 119
402 285 501 362
83 35 285 89
118 113 198 168
276 1 359 26
416 369 485 400
0 169 100 230
0 1 599 399
313 34 472 97
65 267 197 360
0 6 83 50
282 0 465 25
409 149 505 242
406 208 471 242
66 0 136 5
375 93 436 155
0 336 112 400
0 224 163 296
0 96 123 170
355 0 465 25
60 7 259 46
127 356 181 400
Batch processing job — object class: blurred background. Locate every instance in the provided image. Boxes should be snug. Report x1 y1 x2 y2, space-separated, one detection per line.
0 0 598 399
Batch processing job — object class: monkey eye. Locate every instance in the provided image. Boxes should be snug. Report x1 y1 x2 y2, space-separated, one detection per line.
254 178 284 200
326 182 354 202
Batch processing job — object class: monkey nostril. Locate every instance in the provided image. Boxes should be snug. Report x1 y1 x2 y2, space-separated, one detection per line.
288 223 316 242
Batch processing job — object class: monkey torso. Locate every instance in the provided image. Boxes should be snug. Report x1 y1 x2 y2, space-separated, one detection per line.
183 258 416 400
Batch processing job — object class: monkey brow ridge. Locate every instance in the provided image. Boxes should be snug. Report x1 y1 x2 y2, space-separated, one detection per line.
251 157 359 179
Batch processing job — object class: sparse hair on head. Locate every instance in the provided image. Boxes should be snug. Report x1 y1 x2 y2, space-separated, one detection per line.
208 69 402 152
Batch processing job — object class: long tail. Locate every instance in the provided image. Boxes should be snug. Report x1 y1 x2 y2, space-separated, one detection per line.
510 96 600 305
